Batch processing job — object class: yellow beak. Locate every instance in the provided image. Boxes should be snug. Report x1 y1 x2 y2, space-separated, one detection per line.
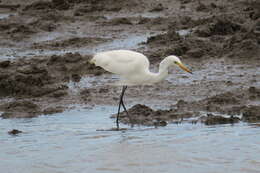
89 58 96 64
177 62 192 74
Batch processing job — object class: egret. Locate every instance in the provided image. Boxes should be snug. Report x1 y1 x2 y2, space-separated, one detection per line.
90 50 192 130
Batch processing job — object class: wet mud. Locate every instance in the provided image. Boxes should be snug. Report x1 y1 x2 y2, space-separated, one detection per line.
0 0 259 126
115 87 260 126
0 53 104 97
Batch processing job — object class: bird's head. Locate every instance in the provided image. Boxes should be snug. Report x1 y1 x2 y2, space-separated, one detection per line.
167 55 192 74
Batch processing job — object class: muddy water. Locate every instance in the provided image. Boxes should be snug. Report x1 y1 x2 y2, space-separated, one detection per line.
0 13 16 19
1 106 260 173
0 33 154 60
0 14 10 19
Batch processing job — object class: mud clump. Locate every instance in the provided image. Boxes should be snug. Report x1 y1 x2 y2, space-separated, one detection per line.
205 92 240 106
186 48 205 58
8 129 23 135
113 104 149 125
0 14 61 40
0 53 105 98
241 0 260 20
74 4 121 15
43 106 64 115
46 53 106 76
0 65 64 97
73 0 140 14
0 22 36 40
107 18 132 25
248 86 260 98
0 0 75 41
116 103 242 126
1 74 42 97
0 4 21 10
201 114 240 125
146 30 219 61
0 60 11 68
242 106 260 122
196 2 208 12
0 100 41 118
23 1 53 11
223 30 259 58
115 87 260 126
147 30 181 45
114 104 163 126
149 3 164 12
0 100 65 119
195 16 242 37
115 103 242 126
114 104 193 126
52 0 70 10
146 17 227 60
146 4 258 61
209 18 241 35
198 87 260 114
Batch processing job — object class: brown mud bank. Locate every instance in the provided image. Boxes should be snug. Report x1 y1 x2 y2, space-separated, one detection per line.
0 0 259 126
144 4 259 63
0 53 104 118
0 53 103 97
115 87 260 126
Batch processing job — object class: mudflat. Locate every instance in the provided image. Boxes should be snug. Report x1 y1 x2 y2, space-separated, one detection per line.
0 0 259 126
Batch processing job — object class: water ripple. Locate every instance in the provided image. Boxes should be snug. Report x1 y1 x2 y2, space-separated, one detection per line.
0 106 260 173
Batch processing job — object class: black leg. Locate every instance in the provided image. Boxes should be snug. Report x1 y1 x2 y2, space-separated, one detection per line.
121 98 128 115
120 86 134 127
120 86 128 113
116 86 127 129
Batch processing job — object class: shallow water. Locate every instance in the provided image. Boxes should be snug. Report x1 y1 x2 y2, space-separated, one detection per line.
0 13 15 19
105 12 163 20
1 106 260 173
0 33 153 60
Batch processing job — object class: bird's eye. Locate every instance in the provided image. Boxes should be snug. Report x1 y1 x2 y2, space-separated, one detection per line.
174 61 178 64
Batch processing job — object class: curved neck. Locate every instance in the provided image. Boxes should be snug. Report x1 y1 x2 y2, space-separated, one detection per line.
146 58 171 83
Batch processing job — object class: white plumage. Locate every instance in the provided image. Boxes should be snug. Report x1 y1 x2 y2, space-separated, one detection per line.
90 49 192 129
93 50 149 75
91 50 192 85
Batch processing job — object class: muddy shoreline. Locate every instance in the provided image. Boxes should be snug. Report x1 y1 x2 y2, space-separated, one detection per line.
0 0 259 126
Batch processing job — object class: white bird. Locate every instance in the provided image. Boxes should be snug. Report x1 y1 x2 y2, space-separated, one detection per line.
90 50 192 129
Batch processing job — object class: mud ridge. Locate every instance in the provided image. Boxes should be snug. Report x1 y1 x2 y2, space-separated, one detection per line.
0 53 105 98
115 87 260 126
